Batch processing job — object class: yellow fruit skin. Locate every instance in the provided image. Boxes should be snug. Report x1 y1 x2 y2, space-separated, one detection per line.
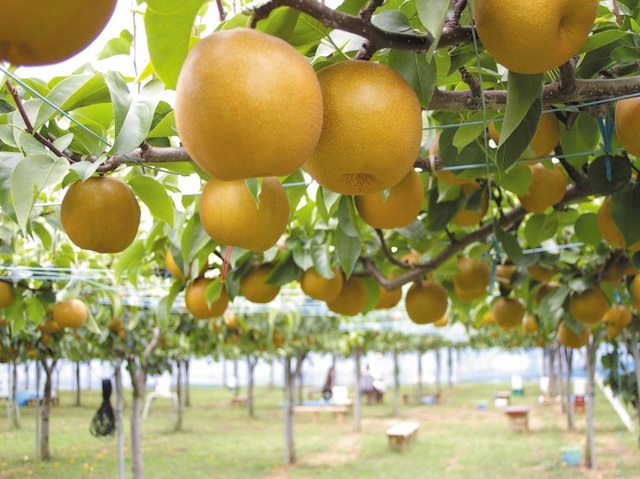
355 169 424 229
300 268 343 302
375 285 403 310
527 265 558 282
568 287 609 324
53 299 88 329
175 28 323 180
631 275 640 304
200 177 289 252
405 280 448 324
326 276 367 316
0 0 116 65
240 265 281 304
558 321 591 349
473 0 598 74
452 182 489 227
0 281 15 308
166 250 184 280
489 113 560 159
492 297 525 330
60 176 140 254
185 278 229 319
598 197 640 251
518 163 566 213
615 97 640 157
304 60 423 195
453 257 491 292
523 314 539 334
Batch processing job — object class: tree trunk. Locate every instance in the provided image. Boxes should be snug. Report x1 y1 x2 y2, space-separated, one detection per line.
221 351 227 388
564 347 575 431
40 358 57 461
283 355 296 465
296 357 304 405
435 349 442 397
456 348 462 383
174 360 183 432
353 347 362 433
630 323 640 431
24 362 29 390
75 361 81 407
34 364 40 460
10 360 19 429
115 360 126 479
128 361 147 479
417 351 423 402
86 361 92 390
585 339 597 469
392 349 400 417
184 359 191 408
558 343 565 413
269 358 275 390
447 347 453 387
246 356 256 418
233 358 239 396
548 344 557 398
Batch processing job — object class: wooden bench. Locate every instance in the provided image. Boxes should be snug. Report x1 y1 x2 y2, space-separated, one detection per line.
505 406 530 431
387 422 419 450
231 395 247 407
294 404 350 424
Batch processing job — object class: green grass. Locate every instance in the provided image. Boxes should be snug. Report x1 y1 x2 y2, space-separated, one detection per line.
0 382 638 478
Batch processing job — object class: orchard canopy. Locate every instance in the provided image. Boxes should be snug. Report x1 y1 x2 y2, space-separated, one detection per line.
2 0 640 350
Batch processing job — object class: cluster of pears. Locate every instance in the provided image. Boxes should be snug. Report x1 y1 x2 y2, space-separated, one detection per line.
175 28 423 252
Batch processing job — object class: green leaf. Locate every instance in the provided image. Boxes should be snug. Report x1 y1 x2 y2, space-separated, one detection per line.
245 178 263 206
35 73 109 128
415 0 448 61
129 175 175 226
336 227 360 277
539 285 569 317
98 30 133 60
310 241 334 278
426 186 461 232
495 163 532 195
157 281 183 328
113 240 145 281
25 297 46 326
144 0 207 89
388 50 436 109
32 222 52 251
574 213 602 247
579 29 629 54
337 196 358 237
588 155 631 196
610 182 640 246
371 10 414 34
494 226 523 263
11 155 69 234
205 278 223 304
523 213 558 247
495 72 543 174
267 252 303 286
256 7 301 41
106 73 162 155
559 114 599 168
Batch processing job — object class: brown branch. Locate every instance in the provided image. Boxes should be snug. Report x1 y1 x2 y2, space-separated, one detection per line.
359 0 383 22
459 66 481 98
556 145 590 192
96 144 192 173
429 75 640 111
5 81 73 161
445 0 468 27
558 59 577 96
144 327 162 360
365 183 591 291
374 229 416 269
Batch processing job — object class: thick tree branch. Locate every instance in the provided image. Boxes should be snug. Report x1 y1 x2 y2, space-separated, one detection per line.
429 75 640 111
364 183 591 291
96 144 192 173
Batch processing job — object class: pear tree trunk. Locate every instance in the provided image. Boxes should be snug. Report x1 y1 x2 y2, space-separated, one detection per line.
564 347 575 431
417 351 423 402
284 355 295 465
447 347 454 387
630 324 640 431
10 360 20 429
392 349 400 417
173 360 184 432
585 339 597 469
39 358 57 461
353 347 362 433
75 361 81 406
184 359 191 408
246 355 257 417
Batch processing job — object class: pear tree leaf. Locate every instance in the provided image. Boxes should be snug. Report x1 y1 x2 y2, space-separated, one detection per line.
496 72 543 174
11 155 69 234
610 182 640 246
156 281 183 328
113 240 146 281
336 227 360 277
495 163 532 195
524 213 558 247
494 225 523 263
245 178 263 206
310 242 334 278
415 0 448 61
389 50 437 109
575 213 602 247
98 30 133 60
267 252 303 285
129 175 175 226
144 0 207 89
256 7 301 41
337 196 359 237
588 155 631 195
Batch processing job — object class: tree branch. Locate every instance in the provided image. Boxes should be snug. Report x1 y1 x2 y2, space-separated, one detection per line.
5 81 73 161
365 183 591 290
96 144 192 173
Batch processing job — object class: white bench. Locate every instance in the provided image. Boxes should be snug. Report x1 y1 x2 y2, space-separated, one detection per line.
294 404 351 424
386 421 419 450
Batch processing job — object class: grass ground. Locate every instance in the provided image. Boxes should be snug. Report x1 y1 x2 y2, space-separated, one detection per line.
0 381 638 478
